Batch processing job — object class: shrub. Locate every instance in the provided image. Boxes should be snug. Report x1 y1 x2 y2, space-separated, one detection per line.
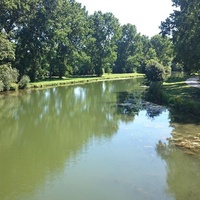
18 75 30 89
0 65 19 91
145 59 171 83
0 81 3 92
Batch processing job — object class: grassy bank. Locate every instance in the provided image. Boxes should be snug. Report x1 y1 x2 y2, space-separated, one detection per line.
163 76 200 119
27 73 144 89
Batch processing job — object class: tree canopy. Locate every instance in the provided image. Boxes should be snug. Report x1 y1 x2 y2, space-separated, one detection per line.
160 0 200 72
0 0 174 89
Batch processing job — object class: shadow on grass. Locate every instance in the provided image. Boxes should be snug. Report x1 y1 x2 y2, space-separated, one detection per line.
164 79 200 101
162 76 200 123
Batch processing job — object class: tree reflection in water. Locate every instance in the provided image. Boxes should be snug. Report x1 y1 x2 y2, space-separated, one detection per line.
1 78 200 200
156 109 200 200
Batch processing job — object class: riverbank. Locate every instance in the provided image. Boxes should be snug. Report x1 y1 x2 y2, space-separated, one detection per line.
163 75 200 120
28 73 144 89
2 73 144 94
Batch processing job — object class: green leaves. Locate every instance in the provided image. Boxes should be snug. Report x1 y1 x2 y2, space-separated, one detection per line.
145 60 166 82
160 0 200 72
0 33 15 65
0 0 175 85
150 35 173 67
114 24 139 73
89 11 121 76
0 65 19 91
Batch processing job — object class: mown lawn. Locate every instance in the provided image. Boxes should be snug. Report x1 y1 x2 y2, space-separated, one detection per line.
27 73 144 89
163 76 200 119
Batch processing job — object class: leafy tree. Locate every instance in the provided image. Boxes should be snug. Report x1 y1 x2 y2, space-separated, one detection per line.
114 24 139 73
150 35 173 67
145 59 169 83
160 0 200 72
0 32 18 91
0 32 15 65
135 35 152 73
63 1 92 76
144 59 170 104
89 11 121 76
145 47 157 62
14 0 64 81
0 65 19 91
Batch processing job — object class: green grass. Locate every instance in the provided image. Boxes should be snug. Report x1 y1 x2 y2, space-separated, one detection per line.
27 73 144 89
163 76 200 101
163 76 200 119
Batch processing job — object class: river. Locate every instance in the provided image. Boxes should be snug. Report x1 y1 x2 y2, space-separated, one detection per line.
0 78 200 200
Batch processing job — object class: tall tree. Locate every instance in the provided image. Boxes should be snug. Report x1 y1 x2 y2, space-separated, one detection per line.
150 34 173 67
89 11 121 76
160 0 200 72
0 32 18 90
114 24 139 73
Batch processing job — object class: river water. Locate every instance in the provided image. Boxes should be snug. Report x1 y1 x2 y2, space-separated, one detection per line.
0 78 200 200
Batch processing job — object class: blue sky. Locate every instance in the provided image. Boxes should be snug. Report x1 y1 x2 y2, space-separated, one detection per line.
76 0 174 37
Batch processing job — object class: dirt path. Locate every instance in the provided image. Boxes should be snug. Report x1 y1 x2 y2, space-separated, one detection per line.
185 76 200 88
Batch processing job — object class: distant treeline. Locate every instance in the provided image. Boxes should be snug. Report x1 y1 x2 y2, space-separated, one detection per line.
1 0 195 91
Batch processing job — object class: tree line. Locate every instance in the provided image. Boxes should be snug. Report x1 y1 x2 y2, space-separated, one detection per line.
160 0 200 73
0 0 174 91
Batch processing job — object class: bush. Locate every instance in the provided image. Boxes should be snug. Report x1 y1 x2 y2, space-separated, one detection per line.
18 75 30 89
145 59 171 83
0 65 19 91
0 81 3 92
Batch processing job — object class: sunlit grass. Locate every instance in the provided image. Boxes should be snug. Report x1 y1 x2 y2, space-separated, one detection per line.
162 76 200 118
163 76 199 100
28 73 144 89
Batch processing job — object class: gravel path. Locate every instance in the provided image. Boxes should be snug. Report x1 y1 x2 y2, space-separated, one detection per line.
185 76 200 88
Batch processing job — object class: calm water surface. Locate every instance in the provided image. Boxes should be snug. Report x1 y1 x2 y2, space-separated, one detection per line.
1 79 200 200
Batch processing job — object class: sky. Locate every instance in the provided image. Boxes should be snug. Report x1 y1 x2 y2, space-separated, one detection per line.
76 0 174 37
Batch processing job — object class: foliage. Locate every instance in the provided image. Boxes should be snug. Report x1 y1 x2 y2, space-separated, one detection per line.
18 75 30 89
150 35 173 67
162 75 200 118
0 33 15 65
0 65 19 91
114 24 141 73
0 0 174 89
145 59 170 83
160 0 200 72
0 81 3 92
89 11 121 76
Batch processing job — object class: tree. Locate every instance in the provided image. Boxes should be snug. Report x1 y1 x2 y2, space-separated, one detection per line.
150 35 173 67
0 32 18 91
0 32 15 66
0 65 18 91
14 0 65 81
145 59 169 104
145 60 166 83
160 0 200 72
114 24 139 73
89 11 121 76
62 0 92 76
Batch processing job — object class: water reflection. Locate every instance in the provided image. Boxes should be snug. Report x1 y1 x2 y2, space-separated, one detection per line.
156 138 200 200
156 107 200 199
0 79 142 200
0 78 200 200
116 90 167 120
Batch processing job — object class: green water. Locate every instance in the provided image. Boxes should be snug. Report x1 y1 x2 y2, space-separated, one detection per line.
0 79 200 200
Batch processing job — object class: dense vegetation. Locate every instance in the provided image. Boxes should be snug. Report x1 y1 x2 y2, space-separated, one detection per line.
0 0 173 91
144 0 200 109
160 0 200 73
